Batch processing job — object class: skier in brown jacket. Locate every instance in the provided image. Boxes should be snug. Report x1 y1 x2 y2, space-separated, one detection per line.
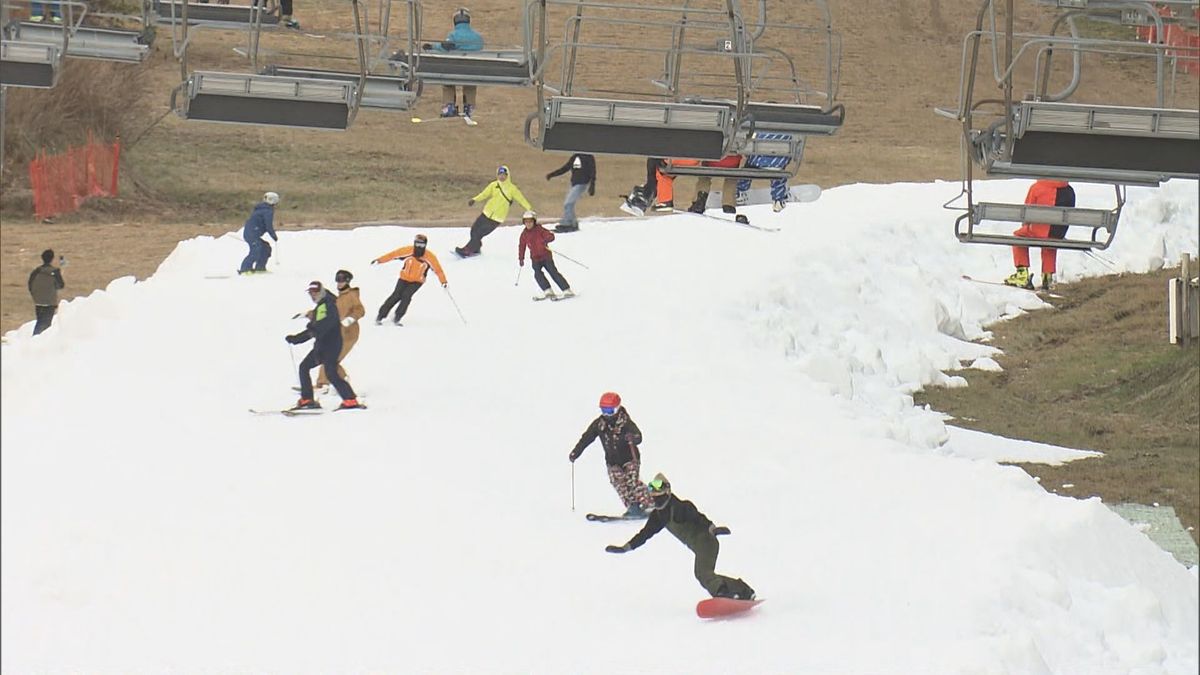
316 269 366 389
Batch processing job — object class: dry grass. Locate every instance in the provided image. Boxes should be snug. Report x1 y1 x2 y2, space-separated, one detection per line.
916 268 1200 543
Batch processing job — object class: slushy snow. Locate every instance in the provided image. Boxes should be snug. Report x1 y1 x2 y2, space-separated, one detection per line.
2 179 1197 674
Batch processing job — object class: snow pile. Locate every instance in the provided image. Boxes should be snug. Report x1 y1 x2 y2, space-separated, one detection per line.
2 179 1197 674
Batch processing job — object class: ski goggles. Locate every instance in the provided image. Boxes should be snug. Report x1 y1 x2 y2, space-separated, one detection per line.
335 273 352 283
647 477 667 492
600 406 616 416
497 165 509 175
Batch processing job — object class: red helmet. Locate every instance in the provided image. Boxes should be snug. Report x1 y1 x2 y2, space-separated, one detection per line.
599 392 621 409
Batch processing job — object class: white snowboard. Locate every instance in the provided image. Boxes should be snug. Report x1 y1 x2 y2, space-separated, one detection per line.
706 183 822 209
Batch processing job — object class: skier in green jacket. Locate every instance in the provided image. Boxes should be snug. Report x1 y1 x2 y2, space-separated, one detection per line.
605 473 755 600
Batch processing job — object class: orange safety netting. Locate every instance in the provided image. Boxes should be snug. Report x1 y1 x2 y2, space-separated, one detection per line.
29 132 122 221
1136 6 1200 76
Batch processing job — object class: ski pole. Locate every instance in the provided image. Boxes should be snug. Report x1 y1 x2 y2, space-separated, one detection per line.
514 265 523 286
548 246 589 270
571 462 576 512
287 343 298 386
443 286 468 325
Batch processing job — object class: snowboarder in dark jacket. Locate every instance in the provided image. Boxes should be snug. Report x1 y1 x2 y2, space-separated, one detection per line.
569 391 651 517
27 248 65 335
285 281 362 410
606 473 755 600
545 153 595 232
239 192 280 275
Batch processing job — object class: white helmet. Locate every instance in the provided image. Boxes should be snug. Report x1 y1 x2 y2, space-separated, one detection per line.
263 191 280 205
522 210 537 221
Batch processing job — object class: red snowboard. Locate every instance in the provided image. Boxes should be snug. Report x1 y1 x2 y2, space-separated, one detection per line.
696 597 763 619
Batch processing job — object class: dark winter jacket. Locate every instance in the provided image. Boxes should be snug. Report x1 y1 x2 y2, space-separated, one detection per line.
623 494 716 553
243 202 278 243
518 224 555 264
295 291 343 353
547 153 596 188
569 406 643 467
27 264 65 306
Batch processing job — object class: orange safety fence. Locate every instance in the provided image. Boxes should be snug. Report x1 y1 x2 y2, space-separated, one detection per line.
29 131 122 221
1135 5 1200 76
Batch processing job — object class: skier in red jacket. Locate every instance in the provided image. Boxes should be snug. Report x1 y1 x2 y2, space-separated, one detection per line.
1004 179 1075 290
518 211 574 301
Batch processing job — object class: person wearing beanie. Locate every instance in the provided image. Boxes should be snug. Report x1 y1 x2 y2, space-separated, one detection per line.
315 269 366 391
285 281 363 411
425 7 484 118
371 233 448 325
605 473 756 601
455 165 532 258
27 248 65 335
568 392 652 518
239 192 280 275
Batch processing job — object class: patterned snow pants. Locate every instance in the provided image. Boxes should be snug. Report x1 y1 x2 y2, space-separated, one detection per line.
607 459 651 509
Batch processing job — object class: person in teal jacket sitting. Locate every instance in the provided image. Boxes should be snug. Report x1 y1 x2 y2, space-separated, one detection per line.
424 8 484 118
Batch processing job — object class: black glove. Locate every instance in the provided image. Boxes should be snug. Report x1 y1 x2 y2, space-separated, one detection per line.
568 449 581 462
285 333 305 345
421 42 433 50
588 184 595 197
441 40 456 50
370 259 379 265
710 525 731 536
605 544 628 554
545 173 553 181
467 198 476 207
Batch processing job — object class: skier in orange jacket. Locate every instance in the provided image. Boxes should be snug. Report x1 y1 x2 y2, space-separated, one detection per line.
1005 179 1075 290
371 233 448 325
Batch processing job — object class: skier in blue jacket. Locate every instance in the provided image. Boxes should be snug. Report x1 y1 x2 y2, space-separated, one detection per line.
239 191 280 275
424 8 484 118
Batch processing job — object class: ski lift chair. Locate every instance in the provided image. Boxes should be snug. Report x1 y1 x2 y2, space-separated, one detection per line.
0 38 61 87
6 20 151 62
532 96 735 159
154 0 279 28
173 70 357 129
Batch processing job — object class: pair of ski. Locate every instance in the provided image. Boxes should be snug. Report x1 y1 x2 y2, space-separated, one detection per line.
962 275 1064 299
532 293 577 303
410 114 477 127
249 404 367 417
586 512 763 618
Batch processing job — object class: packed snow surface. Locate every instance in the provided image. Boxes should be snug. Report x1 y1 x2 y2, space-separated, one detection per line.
3 179 1197 674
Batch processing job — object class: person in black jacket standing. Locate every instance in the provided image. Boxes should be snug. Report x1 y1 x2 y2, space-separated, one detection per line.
28 249 65 335
286 281 363 411
606 473 756 600
569 391 651 518
545 153 595 233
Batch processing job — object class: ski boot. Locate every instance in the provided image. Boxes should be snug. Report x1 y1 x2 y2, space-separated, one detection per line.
1041 273 1054 290
652 200 674 212
283 16 300 29
622 503 647 519
462 103 475 118
772 200 786 213
562 288 576 298
554 223 579 233
1003 266 1033 290
722 204 737 214
688 191 708 214
440 103 458 118
291 398 321 411
337 399 366 410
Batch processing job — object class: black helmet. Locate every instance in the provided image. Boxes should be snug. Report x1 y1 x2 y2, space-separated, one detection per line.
647 473 671 509
453 7 470 24
335 269 353 283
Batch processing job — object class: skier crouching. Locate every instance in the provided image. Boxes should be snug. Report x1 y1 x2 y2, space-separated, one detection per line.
286 281 363 411
606 473 755 600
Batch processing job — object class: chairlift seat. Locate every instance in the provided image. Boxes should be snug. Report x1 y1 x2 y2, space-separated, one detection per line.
956 201 1120 250
9 21 150 63
263 65 416 111
993 101 1200 184
539 97 731 159
0 40 62 88
179 71 354 129
154 0 279 27
744 102 846 136
394 49 534 87
662 164 790 180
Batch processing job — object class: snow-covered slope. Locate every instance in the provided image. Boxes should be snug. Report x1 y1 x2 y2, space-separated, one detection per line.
3 179 1197 674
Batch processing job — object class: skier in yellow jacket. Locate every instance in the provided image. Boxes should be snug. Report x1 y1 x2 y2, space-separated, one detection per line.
371 234 448 325
455 165 532 258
